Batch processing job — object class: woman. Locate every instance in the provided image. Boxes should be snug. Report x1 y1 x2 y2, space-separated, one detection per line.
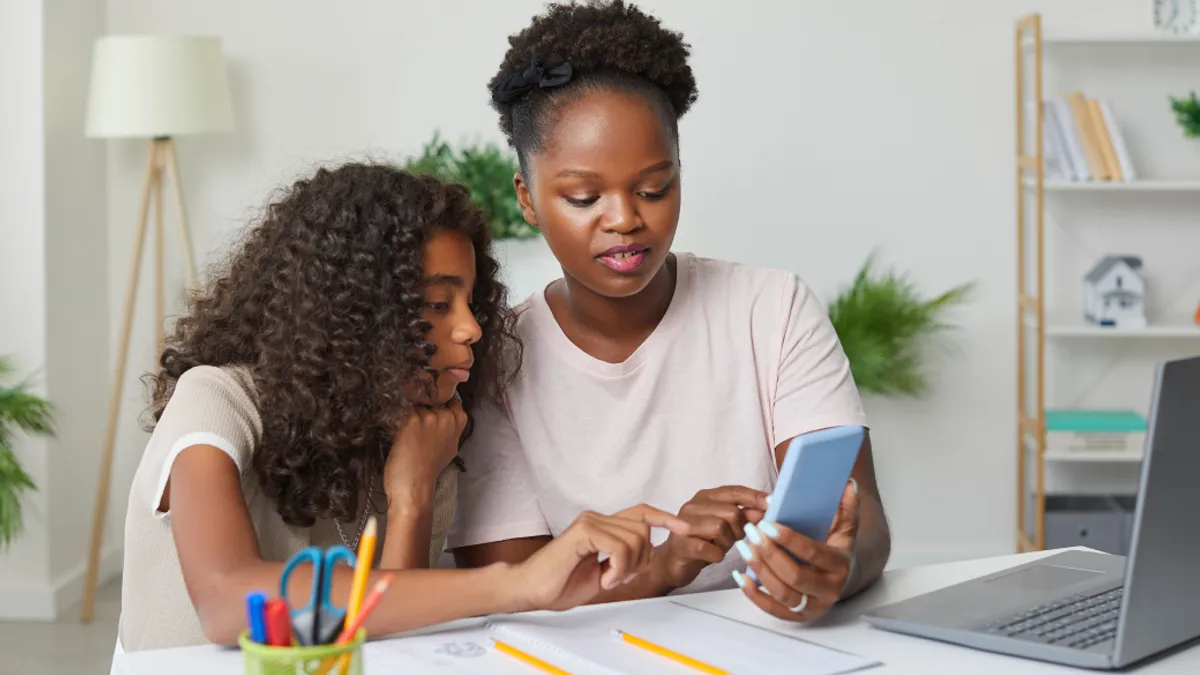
449 0 891 623
117 162 687 651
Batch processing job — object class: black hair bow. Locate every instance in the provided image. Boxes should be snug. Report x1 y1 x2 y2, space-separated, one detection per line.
491 58 574 104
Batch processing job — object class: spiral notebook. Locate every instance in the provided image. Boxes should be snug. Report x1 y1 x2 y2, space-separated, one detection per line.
487 600 878 675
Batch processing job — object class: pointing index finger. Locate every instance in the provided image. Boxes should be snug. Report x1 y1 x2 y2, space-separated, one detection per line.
614 504 693 537
704 485 770 510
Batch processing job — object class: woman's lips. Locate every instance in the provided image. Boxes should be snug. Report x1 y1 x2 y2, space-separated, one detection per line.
597 244 649 273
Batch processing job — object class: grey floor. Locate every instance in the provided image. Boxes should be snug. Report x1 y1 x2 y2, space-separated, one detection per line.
0 577 121 675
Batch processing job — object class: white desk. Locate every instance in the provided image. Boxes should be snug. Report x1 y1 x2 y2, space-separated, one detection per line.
113 548 1200 674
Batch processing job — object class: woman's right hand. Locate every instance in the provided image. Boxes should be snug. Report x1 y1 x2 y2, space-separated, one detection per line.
648 486 769 592
384 398 467 509
510 505 692 611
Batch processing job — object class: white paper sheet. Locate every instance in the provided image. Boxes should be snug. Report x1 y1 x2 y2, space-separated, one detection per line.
364 627 530 674
488 600 879 675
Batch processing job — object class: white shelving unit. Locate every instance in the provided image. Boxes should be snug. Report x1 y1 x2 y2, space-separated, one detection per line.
1014 14 1200 554
1045 324 1200 338
1025 34 1200 47
1044 450 1145 463
1029 178 1200 191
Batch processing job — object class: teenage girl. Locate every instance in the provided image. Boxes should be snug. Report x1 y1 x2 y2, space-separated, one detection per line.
449 0 892 623
117 162 687 651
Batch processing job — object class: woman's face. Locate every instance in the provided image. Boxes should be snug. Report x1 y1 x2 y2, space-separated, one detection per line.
516 90 681 298
405 229 482 406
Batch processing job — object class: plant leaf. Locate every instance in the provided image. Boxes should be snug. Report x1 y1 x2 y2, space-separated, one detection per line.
828 254 973 397
0 444 36 548
1170 91 1200 139
399 134 539 241
0 356 53 549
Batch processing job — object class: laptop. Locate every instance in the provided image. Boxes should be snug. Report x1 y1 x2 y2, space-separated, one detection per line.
864 355 1200 670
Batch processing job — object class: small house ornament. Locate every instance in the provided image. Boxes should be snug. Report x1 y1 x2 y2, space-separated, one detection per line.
1084 256 1146 329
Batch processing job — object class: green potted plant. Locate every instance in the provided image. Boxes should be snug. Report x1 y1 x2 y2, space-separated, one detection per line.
0 356 55 549
1169 91 1200 139
403 133 564 301
401 133 539 241
827 253 974 397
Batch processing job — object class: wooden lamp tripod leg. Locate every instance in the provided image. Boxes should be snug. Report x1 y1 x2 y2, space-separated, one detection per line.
80 141 162 622
155 143 165 359
163 139 198 290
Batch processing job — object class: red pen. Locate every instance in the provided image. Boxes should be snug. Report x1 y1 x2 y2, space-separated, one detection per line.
265 598 292 647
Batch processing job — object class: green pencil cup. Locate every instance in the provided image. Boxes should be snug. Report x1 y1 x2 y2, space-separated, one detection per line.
238 629 366 675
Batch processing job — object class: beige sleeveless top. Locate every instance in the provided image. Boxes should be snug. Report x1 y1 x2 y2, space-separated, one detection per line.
118 365 458 652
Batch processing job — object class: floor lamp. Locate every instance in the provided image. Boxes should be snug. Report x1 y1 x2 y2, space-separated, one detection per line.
81 35 234 622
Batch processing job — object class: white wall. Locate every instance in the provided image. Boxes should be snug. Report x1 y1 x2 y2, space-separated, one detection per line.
101 0 1183 567
0 0 111 619
43 0 113 611
0 0 52 607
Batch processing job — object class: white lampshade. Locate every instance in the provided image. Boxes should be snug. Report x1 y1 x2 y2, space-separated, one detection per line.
85 35 234 139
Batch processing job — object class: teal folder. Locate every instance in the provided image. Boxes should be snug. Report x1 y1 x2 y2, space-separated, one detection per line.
1044 409 1147 433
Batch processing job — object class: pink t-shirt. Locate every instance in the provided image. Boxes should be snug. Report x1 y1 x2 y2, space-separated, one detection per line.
447 253 868 593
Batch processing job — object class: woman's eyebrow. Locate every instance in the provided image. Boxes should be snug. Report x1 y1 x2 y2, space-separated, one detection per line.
423 274 465 288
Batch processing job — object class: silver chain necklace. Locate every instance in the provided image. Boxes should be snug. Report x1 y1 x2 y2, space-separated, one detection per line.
334 480 374 550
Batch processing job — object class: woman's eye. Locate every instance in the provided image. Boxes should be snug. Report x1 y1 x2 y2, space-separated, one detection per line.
425 301 450 312
638 186 670 200
565 195 599 207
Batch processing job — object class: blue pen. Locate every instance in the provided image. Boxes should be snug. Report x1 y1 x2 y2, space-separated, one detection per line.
246 590 268 643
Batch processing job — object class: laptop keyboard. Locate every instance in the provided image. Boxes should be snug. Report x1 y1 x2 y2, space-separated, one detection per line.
985 587 1123 650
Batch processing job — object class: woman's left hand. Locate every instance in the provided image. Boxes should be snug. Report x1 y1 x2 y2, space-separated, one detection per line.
733 480 858 622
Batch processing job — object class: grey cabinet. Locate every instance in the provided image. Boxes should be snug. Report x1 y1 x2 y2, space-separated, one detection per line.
1043 495 1135 556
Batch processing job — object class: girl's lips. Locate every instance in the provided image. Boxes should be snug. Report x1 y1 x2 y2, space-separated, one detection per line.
598 249 648 273
445 367 471 383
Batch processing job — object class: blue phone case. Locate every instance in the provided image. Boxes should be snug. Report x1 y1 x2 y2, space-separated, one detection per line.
747 425 863 582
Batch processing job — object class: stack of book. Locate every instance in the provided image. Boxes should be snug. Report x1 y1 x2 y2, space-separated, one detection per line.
1044 409 1147 457
1040 93 1137 183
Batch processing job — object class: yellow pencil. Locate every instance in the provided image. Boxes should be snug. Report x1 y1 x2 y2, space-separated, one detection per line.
493 639 574 675
344 516 377 624
324 516 376 675
614 630 728 675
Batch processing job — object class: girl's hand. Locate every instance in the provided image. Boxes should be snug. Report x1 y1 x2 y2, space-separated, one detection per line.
649 486 769 592
734 480 858 622
511 505 692 611
384 398 467 510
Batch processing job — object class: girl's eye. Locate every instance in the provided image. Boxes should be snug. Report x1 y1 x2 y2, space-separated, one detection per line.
638 186 671 200
425 301 450 312
565 195 599 207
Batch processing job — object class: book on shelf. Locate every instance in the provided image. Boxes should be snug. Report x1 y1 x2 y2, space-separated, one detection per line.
1044 409 1146 455
1040 94 1137 183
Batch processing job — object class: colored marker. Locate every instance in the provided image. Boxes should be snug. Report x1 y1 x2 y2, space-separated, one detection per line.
265 598 292 647
246 591 268 643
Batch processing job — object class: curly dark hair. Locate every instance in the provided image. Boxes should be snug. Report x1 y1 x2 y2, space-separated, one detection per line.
489 0 698 168
148 161 520 527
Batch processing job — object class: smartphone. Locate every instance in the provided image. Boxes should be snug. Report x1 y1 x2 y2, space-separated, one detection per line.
746 425 863 581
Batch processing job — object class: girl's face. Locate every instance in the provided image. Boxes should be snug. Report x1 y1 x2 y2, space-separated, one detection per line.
516 90 681 299
405 229 482 406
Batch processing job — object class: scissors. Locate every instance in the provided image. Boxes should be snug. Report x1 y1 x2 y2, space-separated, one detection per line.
280 545 357 646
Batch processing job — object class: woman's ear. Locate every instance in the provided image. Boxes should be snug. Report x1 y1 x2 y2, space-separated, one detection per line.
513 172 539 229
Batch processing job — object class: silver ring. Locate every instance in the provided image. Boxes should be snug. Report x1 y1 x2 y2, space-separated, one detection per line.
789 593 809 613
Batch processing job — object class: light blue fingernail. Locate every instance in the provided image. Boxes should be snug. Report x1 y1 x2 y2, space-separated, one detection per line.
849 478 859 496
743 522 763 545
759 521 780 539
766 494 774 506
734 539 753 562
732 570 747 588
